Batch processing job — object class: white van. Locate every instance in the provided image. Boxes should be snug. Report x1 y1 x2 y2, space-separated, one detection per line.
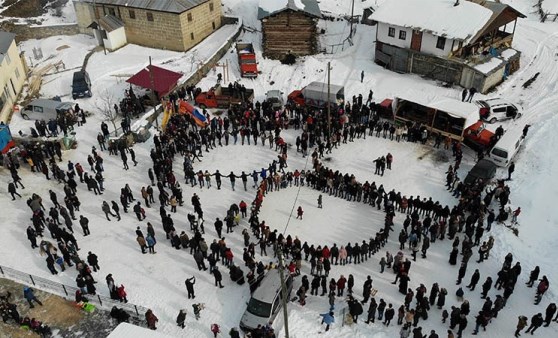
239 269 293 332
488 127 524 167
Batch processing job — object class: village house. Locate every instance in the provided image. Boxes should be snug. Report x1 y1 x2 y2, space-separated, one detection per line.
371 0 525 93
73 0 223 52
0 31 27 123
258 0 321 60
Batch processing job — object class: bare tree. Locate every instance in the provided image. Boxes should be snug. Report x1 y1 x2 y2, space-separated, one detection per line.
96 89 119 136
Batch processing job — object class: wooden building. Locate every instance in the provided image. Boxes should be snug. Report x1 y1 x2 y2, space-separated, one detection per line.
257 0 321 60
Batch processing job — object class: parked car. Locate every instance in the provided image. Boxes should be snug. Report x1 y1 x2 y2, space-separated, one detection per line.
488 126 525 167
21 99 74 120
463 120 496 151
240 269 293 332
463 159 497 187
475 98 521 123
72 70 92 99
265 90 284 110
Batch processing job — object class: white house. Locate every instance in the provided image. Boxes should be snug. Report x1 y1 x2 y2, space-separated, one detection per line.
89 14 127 51
0 31 27 123
371 0 525 93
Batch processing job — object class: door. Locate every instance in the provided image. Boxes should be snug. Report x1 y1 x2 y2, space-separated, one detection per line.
411 30 422 51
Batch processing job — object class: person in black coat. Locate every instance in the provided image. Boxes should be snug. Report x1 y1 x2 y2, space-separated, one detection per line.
467 269 481 290
8 182 22 200
87 251 100 272
527 266 540 287
525 313 544 334
185 277 196 298
481 277 492 299
213 267 223 288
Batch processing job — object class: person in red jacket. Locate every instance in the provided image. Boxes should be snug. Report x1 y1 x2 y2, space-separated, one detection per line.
210 323 220 337
117 285 128 303
337 275 347 297
322 246 330 260
239 200 247 218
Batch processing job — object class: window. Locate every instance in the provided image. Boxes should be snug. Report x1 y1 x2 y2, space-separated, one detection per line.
187 13 193 22
388 27 395 37
209 2 214 12
129 10 135 19
146 12 154 22
15 67 20 79
399 30 406 40
108 7 115 16
436 37 446 50
190 32 195 40
5 52 11 64
33 106 44 113
212 21 216 30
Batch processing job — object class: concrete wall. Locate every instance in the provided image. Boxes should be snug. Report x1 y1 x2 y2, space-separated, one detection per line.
0 40 27 123
376 23 412 49
73 0 222 52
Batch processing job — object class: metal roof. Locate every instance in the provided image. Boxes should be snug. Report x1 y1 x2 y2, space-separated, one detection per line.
258 0 321 20
80 0 209 14
0 31 16 64
99 14 125 32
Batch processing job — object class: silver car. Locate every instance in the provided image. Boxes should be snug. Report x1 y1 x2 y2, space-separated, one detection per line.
265 90 284 110
240 269 293 332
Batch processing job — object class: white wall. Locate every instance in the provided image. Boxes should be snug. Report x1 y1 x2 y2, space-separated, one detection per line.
420 32 455 57
376 22 412 49
104 27 127 51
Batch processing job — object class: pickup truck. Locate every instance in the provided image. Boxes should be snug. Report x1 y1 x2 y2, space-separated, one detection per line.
236 43 258 78
463 120 496 151
195 84 254 109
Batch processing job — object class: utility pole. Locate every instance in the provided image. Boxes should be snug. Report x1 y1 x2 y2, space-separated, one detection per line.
327 61 331 138
349 0 355 39
277 248 290 338
148 56 159 128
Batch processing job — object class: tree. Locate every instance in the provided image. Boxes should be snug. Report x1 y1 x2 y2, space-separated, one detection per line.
96 89 119 136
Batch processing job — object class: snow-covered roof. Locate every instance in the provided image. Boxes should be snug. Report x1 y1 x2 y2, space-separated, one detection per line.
474 57 503 75
429 98 479 128
371 0 493 43
500 48 518 61
258 0 321 20
107 323 175 338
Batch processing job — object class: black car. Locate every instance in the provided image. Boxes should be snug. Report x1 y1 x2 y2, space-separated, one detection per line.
72 70 92 99
464 159 497 187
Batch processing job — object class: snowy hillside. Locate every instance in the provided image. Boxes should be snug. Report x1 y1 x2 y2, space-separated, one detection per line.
2 0 558 337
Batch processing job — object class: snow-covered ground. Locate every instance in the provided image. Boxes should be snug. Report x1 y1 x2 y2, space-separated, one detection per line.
2 0 558 337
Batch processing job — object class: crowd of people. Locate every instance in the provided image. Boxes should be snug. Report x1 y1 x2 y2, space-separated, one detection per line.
2 83 551 338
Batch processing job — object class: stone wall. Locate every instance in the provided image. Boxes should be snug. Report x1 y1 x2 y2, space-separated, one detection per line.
74 0 223 52
0 21 79 42
179 0 222 51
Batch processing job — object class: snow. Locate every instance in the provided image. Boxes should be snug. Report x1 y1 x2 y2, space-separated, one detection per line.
474 57 504 74
2 0 558 338
258 0 289 15
542 0 558 14
107 323 176 338
500 48 518 60
371 0 493 43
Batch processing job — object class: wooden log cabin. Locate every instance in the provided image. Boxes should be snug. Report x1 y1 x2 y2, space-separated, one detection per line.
257 0 321 60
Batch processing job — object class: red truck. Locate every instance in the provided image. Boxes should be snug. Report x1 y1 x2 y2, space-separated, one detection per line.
195 84 254 109
463 120 496 151
236 43 258 78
